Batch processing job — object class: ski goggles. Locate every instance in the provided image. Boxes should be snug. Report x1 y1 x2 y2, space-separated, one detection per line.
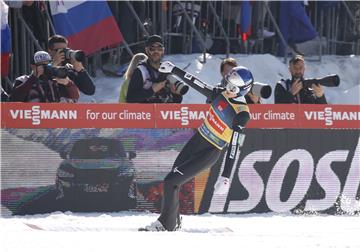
225 82 240 94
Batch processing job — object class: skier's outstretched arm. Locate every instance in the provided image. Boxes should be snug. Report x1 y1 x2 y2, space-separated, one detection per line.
214 111 250 194
159 61 214 99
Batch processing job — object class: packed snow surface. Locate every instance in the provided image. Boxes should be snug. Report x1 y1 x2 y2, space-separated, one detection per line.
1 211 360 252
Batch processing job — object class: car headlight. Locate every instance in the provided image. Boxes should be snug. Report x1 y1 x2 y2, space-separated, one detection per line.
117 171 128 176
117 170 133 177
58 169 74 178
117 161 133 176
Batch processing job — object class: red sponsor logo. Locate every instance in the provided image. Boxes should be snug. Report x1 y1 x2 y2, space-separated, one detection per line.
1 103 358 129
155 104 209 128
247 105 299 128
1 103 155 128
217 100 228 112
207 109 227 134
302 106 360 127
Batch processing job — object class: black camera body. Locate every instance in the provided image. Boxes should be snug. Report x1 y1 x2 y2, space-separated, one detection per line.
61 48 85 62
166 75 189 95
299 74 340 88
42 64 68 79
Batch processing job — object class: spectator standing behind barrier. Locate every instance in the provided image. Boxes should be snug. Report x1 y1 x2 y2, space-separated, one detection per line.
118 53 148 103
126 35 184 103
22 1 47 46
275 55 327 104
9 51 79 103
207 58 261 104
47 35 95 96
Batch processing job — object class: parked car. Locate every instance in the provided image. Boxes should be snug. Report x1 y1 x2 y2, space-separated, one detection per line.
55 137 137 210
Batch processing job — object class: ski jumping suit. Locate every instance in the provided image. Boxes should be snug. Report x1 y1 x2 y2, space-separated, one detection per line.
158 66 250 231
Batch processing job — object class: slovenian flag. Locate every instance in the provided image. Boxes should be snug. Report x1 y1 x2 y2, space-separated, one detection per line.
49 1 124 55
1 0 11 77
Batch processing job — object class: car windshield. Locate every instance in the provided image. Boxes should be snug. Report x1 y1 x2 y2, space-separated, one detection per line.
69 138 126 159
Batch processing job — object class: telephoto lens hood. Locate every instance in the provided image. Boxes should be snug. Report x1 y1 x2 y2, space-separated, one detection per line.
252 82 272 99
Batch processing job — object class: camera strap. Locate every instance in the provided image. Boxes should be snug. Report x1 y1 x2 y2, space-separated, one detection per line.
37 80 60 102
140 61 166 83
138 61 174 103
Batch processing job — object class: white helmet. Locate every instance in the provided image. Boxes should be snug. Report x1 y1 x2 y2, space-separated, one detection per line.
224 66 254 97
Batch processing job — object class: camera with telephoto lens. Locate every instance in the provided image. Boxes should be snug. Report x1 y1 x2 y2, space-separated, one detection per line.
251 82 272 99
166 75 189 95
42 64 68 79
61 48 85 62
298 74 340 88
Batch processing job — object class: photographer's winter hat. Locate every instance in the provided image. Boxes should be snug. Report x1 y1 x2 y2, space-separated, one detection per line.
32 51 51 65
145 35 164 47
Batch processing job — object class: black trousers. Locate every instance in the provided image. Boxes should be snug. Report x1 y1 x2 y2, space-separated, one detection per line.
158 131 222 230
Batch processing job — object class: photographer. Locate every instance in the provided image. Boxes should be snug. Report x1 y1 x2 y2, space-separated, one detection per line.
275 55 327 104
126 35 185 103
47 35 95 96
9 51 79 103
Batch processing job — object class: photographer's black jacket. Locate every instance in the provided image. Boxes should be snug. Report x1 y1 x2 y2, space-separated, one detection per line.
67 68 95 95
126 60 182 103
275 79 327 104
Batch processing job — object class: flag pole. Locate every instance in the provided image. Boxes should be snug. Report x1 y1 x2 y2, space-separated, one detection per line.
44 2 56 34
264 2 290 63
17 11 42 51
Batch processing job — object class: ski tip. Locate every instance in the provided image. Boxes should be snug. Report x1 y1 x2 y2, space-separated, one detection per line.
24 223 44 231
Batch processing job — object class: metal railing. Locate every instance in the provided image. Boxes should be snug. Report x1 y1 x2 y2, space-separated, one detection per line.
8 8 46 81
5 1 359 85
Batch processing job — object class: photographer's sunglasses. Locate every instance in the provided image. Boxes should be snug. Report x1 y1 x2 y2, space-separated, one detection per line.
149 46 164 52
